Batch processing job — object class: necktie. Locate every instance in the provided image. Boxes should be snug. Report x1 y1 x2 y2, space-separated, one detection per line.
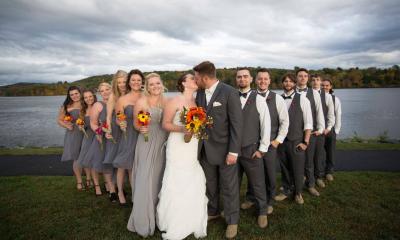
257 92 266 97
239 91 248 98
282 95 292 100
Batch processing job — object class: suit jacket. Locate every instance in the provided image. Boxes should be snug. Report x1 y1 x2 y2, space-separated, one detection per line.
196 81 243 165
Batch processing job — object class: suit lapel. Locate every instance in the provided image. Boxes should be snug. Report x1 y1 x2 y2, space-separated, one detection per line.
207 82 223 112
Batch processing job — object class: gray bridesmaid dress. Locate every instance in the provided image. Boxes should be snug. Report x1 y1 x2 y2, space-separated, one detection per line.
127 107 168 237
61 109 83 162
113 105 139 169
85 102 111 173
103 112 122 165
77 115 95 168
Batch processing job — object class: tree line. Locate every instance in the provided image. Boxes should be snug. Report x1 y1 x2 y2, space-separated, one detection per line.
1 65 399 96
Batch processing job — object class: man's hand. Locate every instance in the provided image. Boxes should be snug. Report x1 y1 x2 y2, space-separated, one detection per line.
226 154 238 165
251 151 263 159
312 131 321 136
296 143 308 151
271 140 280 148
323 129 331 135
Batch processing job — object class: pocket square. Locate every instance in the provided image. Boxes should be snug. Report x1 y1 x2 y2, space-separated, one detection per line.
213 101 222 107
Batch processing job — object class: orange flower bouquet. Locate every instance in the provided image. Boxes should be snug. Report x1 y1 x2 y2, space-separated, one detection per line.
101 122 116 144
63 114 74 130
137 110 151 142
116 111 127 140
180 107 213 143
76 118 88 138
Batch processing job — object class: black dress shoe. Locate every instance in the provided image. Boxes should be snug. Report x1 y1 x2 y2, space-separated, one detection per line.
109 192 118 202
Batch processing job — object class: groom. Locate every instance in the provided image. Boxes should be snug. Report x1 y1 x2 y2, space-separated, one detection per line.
194 61 243 239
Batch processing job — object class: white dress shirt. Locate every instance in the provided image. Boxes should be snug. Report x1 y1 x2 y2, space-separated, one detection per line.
258 90 289 143
296 87 325 133
283 90 313 131
333 95 342 134
315 88 336 131
205 80 219 105
240 89 271 152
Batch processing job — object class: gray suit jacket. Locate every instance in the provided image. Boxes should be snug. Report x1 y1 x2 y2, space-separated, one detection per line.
196 81 243 165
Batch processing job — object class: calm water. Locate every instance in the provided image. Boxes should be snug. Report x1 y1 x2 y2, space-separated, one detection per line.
0 88 399 148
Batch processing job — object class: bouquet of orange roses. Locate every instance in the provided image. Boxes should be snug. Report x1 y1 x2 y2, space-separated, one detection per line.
180 107 213 143
116 111 127 140
137 110 151 142
63 114 74 130
76 118 88 138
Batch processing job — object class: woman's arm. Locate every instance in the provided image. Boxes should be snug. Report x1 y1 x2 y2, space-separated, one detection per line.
57 107 72 130
106 93 116 128
90 102 102 132
162 97 185 133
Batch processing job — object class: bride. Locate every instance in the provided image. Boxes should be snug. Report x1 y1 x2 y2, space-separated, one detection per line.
157 73 208 240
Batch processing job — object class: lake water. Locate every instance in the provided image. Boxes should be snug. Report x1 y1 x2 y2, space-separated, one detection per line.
0 88 399 148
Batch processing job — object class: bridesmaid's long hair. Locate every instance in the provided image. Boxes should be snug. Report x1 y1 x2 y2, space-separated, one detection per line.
112 70 128 99
63 86 81 115
80 89 97 119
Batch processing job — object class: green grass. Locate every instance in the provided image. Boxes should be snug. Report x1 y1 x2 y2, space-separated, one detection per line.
1 141 400 156
1 172 399 239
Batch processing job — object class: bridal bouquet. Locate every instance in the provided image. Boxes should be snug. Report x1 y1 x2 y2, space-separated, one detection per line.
180 107 213 143
101 122 116 144
116 111 127 140
137 110 151 142
76 118 88 138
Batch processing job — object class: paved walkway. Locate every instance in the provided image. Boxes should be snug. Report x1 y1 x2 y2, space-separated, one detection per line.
0 150 399 176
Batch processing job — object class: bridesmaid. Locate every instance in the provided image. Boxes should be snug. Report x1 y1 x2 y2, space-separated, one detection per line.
103 70 128 199
57 86 84 190
76 89 97 189
113 69 143 205
87 82 113 196
127 73 168 237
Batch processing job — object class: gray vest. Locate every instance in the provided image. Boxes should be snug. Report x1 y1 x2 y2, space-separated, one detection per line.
266 91 279 141
285 93 304 141
241 90 261 147
320 90 328 126
305 88 318 131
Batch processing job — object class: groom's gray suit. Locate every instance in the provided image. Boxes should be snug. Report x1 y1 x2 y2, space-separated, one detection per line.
196 80 243 225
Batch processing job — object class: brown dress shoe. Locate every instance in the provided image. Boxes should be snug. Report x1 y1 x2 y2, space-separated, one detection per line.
208 214 220 221
274 193 288 201
295 194 304 204
308 187 320 197
316 179 326 188
225 224 238 239
258 215 268 228
240 201 255 210
326 174 334 181
267 206 274 215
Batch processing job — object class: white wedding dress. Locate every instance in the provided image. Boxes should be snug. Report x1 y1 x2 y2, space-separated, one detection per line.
157 110 208 240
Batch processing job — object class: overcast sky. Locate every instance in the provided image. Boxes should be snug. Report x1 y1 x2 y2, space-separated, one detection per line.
0 0 399 85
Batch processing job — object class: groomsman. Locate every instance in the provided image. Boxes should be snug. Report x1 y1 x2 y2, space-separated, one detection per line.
321 78 342 181
296 68 333 197
311 74 336 182
236 68 271 228
275 73 312 204
241 68 289 215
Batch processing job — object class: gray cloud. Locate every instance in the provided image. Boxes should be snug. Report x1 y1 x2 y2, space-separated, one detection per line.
0 0 399 85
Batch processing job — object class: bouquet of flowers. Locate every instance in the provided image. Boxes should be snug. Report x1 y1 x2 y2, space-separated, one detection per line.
116 111 127 139
63 114 74 130
101 122 116 144
180 107 213 143
76 118 88 138
137 110 151 142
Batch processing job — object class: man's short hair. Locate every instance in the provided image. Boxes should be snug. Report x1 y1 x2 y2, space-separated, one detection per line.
193 61 216 78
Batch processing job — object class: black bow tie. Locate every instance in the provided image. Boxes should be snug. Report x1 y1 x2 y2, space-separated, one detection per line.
257 92 266 97
239 91 248 98
298 88 307 92
282 95 292 100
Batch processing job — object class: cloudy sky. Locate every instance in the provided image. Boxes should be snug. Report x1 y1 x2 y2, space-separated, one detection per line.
0 0 399 85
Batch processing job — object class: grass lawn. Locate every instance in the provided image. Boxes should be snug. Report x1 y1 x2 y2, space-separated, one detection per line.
1 172 399 239
1 141 400 156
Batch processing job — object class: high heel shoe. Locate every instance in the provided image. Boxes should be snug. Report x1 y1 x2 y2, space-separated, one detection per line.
86 179 93 189
94 185 103 197
76 182 85 191
109 192 118 202
103 182 110 194
118 191 128 207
